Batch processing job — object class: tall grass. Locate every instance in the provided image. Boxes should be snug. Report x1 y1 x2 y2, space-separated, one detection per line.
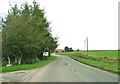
60 50 119 74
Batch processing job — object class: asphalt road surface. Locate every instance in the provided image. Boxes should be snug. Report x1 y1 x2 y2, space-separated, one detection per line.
1 54 119 82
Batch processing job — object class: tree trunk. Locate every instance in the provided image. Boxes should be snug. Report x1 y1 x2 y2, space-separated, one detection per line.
7 56 11 65
14 54 17 64
15 58 17 64
36 56 39 61
14 55 23 65
18 55 22 65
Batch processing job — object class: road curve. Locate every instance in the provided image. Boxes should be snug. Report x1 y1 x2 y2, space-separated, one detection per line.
1 54 119 82
23 54 118 82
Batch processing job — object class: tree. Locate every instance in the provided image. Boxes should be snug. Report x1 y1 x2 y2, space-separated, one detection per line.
64 46 73 52
64 46 69 52
1 1 58 65
69 47 73 52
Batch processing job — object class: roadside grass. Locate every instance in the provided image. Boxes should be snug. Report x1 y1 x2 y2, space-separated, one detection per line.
60 50 119 75
0 56 57 73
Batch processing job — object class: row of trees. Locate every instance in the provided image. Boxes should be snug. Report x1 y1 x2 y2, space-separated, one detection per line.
1 1 58 65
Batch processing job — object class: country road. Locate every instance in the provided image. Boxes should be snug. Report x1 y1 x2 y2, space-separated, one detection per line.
1 54 119 82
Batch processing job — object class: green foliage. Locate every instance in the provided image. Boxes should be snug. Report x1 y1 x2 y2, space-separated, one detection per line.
0 56 57 73
64 46 68 51
64 46 73 52
1 1 58 65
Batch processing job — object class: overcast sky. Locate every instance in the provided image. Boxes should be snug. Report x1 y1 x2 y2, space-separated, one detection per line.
0 0 119 50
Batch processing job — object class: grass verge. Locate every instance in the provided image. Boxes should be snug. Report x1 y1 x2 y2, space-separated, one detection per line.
0 56 57 73
60 52 119 75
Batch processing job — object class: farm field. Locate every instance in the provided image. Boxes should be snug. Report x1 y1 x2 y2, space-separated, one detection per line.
0 32 2 57
81 50 118 57
60 50 119 74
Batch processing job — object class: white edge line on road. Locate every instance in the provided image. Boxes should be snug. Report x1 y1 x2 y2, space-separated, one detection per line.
65 55 118 76
62 56 89 82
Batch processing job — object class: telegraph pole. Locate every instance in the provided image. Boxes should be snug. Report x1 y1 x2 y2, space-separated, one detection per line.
86 37 88 51
84 40 86 51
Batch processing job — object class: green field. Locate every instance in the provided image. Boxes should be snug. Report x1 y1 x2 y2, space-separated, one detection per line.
0 32 2 58
82 50 118 57
0 56 57 73
60 50 119 74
